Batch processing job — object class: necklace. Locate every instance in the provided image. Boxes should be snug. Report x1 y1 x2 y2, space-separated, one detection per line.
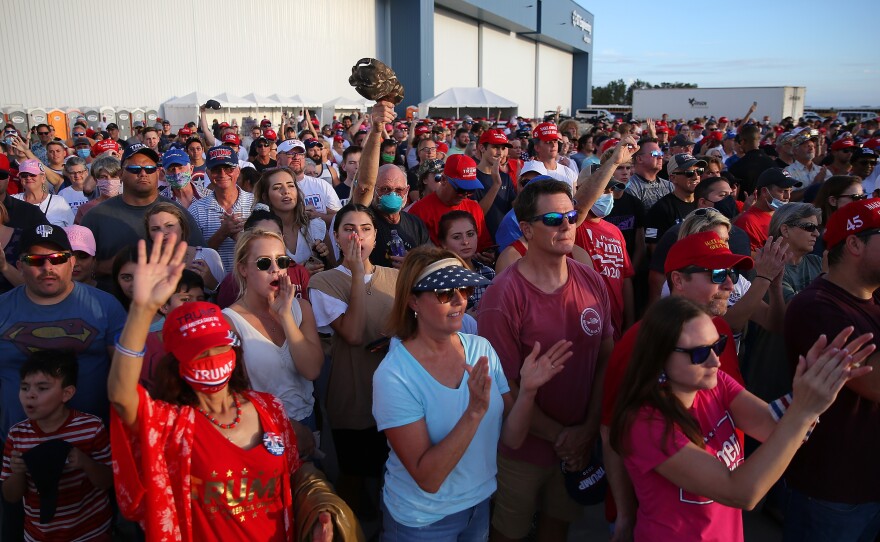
197 393 242 430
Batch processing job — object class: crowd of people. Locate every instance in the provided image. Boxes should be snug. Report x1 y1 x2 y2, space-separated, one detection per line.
0 96 877 542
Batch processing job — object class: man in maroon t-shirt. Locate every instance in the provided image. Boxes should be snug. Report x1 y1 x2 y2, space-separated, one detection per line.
480 178 614 542
782 199 880 542
599 230 754 539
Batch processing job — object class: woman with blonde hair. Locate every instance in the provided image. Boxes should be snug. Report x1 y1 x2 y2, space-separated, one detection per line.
374 246 569 540
222 228 325 458
252 167 329 274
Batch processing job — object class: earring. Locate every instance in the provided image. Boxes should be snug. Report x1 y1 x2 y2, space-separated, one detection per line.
414 311 418 319
658 371 668 385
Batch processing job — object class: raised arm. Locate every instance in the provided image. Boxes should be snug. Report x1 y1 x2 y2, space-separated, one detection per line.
107 235 187 426
351 100 396 206
199 107 216 147
575 136 638 227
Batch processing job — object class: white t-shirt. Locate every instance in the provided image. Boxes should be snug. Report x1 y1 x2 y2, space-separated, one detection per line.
286 218 327 265
58 186 90 212
297 175 342 215
523 160 579 190
13 193 74 227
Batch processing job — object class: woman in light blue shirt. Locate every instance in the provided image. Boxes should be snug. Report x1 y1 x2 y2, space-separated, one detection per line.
373 246 571 541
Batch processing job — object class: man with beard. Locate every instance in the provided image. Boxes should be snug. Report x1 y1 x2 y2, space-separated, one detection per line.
826 136 856 176
81 144 203 289
784 131 829 196
305 138 339 186
446 128 470 156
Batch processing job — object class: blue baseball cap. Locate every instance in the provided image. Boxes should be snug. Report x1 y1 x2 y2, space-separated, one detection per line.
161 147 190 169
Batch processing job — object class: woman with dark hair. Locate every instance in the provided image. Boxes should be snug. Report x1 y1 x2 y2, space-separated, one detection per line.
609 296 873 542
253 167 329 274
0 200 24 293
107 235 360 541
438 210 494 311
145 202 224 292
308 203 399 516
374 246 566 540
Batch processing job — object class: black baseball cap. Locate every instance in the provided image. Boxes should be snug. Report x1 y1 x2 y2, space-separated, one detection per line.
670 134 695 147
756 167 803 189
121 143 160 165
19 224 72 253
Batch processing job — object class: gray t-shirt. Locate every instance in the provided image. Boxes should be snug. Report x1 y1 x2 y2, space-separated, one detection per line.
625 173 674 211
82 195 205 269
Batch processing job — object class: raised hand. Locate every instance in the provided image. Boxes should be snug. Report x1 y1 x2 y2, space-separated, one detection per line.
343 232 365 276
754 235 789 280
132 233 188 311
464 356 492 418
613 135 640 165
310 511 334 542
520 340 572 393
269 274 295 322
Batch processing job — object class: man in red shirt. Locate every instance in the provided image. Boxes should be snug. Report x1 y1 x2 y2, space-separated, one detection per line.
407 154 493 250
734 167 801 253
599 230 753 540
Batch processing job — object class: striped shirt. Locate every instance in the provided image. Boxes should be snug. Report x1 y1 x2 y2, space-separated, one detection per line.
187 186 254 270
159 181 210 207
1 410 112 541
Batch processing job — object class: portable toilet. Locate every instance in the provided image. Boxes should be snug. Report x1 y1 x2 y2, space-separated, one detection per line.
83 108 100 130
99 107 116 129
47 109 69 139
131 108 146 133
115 109 132 139
3 107 29 135
66 108 85 132
145 109 159 127
27 108 47 128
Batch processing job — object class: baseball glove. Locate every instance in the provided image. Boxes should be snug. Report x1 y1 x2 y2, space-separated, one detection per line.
349 58 404 104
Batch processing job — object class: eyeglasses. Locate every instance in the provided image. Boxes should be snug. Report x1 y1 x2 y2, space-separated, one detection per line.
790 222 820 232
124 165 158 174
645 150 664 158
693 207 722 217
255 256 291 271
684 266 740 284
377 187 407 196
209 165 237 174
20 252 72 267
257 142 272 148
674 168 704 178
68 170 88 177
72 132 86 137
839 193 870 201
19 173 38 179
430 287 475 304
455 187 475 196
37 132 50 136
529 210 579 227
674 335 728 365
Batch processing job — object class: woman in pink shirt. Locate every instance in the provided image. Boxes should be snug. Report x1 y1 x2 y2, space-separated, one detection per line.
608 296 873 542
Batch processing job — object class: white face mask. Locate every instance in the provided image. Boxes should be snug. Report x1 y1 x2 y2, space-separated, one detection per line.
591 193 615 218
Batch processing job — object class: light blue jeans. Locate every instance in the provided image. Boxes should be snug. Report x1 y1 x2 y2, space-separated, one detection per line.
380 497 490 542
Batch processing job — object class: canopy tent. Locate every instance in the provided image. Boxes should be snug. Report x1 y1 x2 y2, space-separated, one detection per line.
418 87 518 120
160 92 212 130
320 96 373 126
243 93 283 129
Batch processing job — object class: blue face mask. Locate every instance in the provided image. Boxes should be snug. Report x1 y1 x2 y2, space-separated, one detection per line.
769 196 786 210
377 192 404 214
76 149 91 159
166 171 192 190
591 193 615 218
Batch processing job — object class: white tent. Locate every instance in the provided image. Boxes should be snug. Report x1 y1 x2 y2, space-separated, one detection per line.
320 96 373 126
161 92 212 130
418 87 518 119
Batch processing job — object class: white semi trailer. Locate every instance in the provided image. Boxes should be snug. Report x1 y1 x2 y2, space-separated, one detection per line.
632 86 806 122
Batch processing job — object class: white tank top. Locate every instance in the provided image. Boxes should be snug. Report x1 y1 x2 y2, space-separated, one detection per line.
222 303 314 421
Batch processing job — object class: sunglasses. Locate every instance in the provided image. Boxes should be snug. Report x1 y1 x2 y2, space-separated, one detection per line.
20 252 72 267
675 169 704 178
530 210 579 227
455 187 475 196
790 222 820 232
839 193 870 201
124 165 158 174
72 132 86 137
430 286 475 304
684 266 740 284
646 150 664 158
255 256 291 271
257 142 272 148
838 148 855 153
674 334 728 365
210 165 237 174
37 132 50 136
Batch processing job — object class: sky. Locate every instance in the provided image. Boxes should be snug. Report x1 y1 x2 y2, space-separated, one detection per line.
575 0 879 108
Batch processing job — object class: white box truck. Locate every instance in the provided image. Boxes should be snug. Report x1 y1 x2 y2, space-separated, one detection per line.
631 86 806 122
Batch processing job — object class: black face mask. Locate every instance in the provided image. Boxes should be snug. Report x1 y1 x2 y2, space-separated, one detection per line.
713 195 739 220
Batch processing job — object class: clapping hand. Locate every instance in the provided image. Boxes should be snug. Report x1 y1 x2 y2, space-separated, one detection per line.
519 340 572 394
464 356 492 418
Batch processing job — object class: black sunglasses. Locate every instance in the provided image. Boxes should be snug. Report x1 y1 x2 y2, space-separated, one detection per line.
674 334 728 365
255 256 291 271
429 287 475 304
455 187 475 196
124 165 158 174
257 142 272 148
37 131 50 136
790 222 820 232
683 266 740 284
20 252 72 267
674 168 704 178
839 193 870 201
530 210 578 227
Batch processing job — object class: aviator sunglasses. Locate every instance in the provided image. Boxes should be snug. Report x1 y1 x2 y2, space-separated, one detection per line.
255 256 291 271
430 287 475 304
